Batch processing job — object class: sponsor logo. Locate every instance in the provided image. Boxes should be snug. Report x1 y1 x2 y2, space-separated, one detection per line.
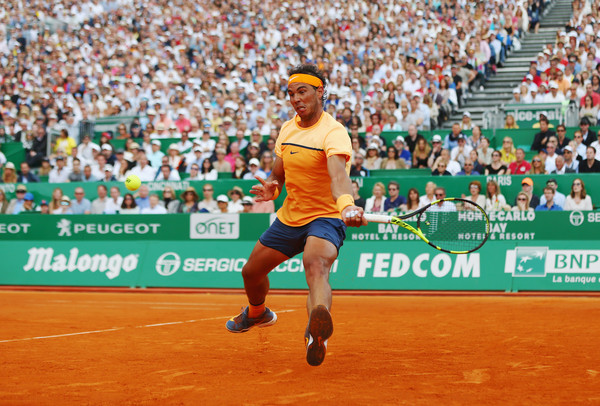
155 252 181 276
0 223 31 234
190 214 239 239
357 252 480 278
56 218 161 237
505 248 600 277
154 253 337 275
569 211 584 227
23 247 139 280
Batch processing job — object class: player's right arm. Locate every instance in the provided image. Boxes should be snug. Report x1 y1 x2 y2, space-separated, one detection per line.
251 157 285 202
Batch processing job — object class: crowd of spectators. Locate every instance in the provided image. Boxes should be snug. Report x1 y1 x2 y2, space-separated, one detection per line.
0 0 597 215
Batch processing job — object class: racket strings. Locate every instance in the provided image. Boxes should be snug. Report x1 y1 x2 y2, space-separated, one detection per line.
419 200 489 253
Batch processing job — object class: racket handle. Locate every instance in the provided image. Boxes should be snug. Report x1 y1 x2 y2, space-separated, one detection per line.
363 213 393 223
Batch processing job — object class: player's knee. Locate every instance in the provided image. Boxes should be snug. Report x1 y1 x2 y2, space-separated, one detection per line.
303 257 330 280
241 263 259 282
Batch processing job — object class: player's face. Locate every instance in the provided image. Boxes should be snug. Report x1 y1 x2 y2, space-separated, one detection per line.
288 82 323 120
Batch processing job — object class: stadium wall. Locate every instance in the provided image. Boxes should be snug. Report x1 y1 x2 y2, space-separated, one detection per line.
1 212 599 292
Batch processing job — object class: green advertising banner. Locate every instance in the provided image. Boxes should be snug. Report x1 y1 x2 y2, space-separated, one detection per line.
0 213 599 291
504 103 564 127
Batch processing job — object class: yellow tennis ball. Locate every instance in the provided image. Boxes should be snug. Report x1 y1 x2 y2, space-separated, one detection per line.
125 174 141 191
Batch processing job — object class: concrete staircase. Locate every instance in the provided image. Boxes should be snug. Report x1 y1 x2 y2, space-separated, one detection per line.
442 0 574 128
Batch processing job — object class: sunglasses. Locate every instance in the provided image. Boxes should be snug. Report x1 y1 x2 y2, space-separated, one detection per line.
573 182 582 186
517 198 527 201
533 159 541 162
203 189 213 192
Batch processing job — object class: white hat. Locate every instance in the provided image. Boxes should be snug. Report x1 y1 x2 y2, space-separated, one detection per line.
512 88 520 94
168 144 180 151
432 134 442 142
241 196 254 205
151 140 161 146
101 144 112 151
216 194 229 203
367 143 379 150
193 146 202 152
564 145 573 152
526 74 534 80
529 84 538 92
104 164 113 171
394 136 405 143
463 111 471 118
549 81 559 89
147 108 157 115
248 158 260 166
4 162 15 170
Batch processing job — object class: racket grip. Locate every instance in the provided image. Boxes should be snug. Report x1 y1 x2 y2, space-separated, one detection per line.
363 213 393 223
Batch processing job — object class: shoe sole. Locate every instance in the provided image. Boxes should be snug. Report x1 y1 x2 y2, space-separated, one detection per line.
306 305 333 367
226 312 277 333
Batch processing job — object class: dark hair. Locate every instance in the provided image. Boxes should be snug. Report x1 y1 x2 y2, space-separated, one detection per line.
288 64 327 105
121 193 137 209
201 158 214 174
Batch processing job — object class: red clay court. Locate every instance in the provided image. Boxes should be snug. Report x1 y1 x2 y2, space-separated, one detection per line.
1 290 599 405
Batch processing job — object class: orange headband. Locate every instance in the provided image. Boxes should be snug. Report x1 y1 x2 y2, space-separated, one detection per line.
288 73 323 88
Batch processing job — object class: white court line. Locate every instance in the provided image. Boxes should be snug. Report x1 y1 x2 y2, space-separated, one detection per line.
0 310 296 344
46 300 226 307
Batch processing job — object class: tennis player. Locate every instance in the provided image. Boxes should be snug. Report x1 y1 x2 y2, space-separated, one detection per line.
226 64 367 366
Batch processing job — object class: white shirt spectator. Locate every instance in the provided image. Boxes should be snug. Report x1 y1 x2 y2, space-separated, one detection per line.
129 163 157 182
155 170 181 181
104 197 124 214
141 204 168 214
48 166 71 183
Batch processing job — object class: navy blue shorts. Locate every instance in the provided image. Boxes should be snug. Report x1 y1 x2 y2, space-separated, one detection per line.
259 217 347 258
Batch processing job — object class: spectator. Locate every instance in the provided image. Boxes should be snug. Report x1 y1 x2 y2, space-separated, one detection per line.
578 146 600 173
38 200 50 215
477 136 493 166
129 152 156 182
91 185 109 214
71 187 92 215
451 134 472 168
141 194 168 214
351 180 366 210
551 155 574 174
463 180 486 208
429 187 457 211
544 142 560 173
25 125 47 168
232 156 249 180
512 192 534 212
6 184 28 214
459 111 474 131
470 150 485 174
384 181 406 213
508 148 531 174
539 179 566 207
48 156 71 183
553 124 571 153
380 146 407 170
20 193 37 213
227 186 245 213
484 150 507 175
591 132 600 160
499 137 517 165
443 123 464 151
213 148 233 173
0 189 8 214
485 180 510 211
433 149 461 175
147 140 165 169
419 182 437 207
156 164 181 181
536 186 563 211
135 185 150 211
427 134 444 168
350 154 370 177
101 165 117 182
468 126 484 150
579 117 595 146
365 182 386 213
564 178 593 210
243 158 267 180
404 125 425 153
531 117 556 152
17 162 39 183
504 114 519 129
457 159 480 176
432 160 452 176
364 144 382 170
177 187 199 214
241 196 255 213
563 146 580 172
82 164 99 182
120 194 140 214
392 136 412 165
216 194 230 214
516 178 540 208
159 186 179 213
528 154 547 175
53 195 73 215
260 152 275 177
571 131 588 160
104 186 123 214
197 184 217 213
48 187 64 213
2 162 17 183
579 95 598 125
401 188 420 212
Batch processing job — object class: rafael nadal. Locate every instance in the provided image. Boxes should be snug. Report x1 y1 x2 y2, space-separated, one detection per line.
226 64 367 366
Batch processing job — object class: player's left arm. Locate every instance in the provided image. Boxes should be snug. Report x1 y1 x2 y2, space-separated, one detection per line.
327 154 367 227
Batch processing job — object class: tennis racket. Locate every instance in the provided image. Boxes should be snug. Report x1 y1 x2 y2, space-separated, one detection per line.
356 198 490 254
